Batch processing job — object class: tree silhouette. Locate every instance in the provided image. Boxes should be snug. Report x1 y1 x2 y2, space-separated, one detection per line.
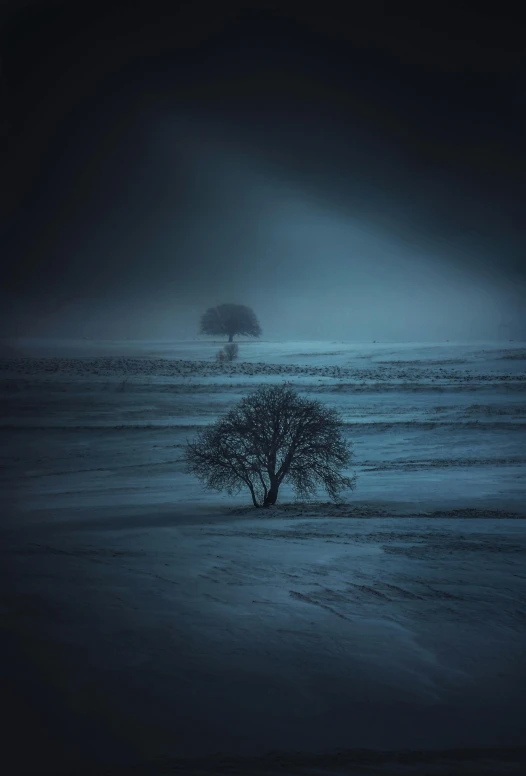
185 384 356 507
200 303 261 342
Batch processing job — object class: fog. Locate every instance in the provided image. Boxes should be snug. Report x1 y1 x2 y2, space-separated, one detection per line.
2 3 525 343
6 125 524 343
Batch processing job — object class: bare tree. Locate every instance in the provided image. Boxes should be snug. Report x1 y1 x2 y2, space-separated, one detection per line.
215 344 238 362
223 343 238 361
185 384 356 508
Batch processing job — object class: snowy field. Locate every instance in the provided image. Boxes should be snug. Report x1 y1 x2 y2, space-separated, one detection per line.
1 339 526 775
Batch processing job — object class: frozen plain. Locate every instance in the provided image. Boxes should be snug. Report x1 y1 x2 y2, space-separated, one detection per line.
1 339 526 775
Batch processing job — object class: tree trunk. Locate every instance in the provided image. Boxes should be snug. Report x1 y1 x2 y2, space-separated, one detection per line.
263 481 279 507
228 333 234 342
247 481 259 508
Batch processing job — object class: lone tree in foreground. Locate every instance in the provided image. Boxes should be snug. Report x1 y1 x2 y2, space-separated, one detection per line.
185 385 356 508
200 303 261 343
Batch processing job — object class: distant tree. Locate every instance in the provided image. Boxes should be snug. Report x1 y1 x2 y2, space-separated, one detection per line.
185 384 356 508
200 303 261 343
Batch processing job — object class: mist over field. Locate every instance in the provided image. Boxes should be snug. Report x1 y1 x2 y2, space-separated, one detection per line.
3 133 525 343
2 8 525 344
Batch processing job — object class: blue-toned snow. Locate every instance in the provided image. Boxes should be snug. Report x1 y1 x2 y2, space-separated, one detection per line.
1 339 525 774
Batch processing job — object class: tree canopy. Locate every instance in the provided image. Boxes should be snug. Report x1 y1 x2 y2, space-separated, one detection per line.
185 384 356 507
200 303 261 342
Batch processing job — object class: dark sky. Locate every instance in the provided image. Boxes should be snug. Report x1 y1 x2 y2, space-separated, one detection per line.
1 0 525 339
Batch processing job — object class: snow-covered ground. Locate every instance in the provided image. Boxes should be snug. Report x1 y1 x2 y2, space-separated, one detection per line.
1 340 526 774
